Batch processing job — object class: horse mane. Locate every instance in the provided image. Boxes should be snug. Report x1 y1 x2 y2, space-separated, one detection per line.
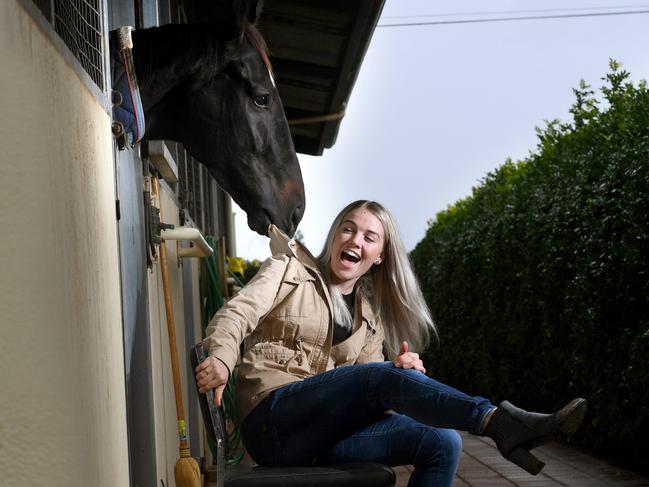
133 23 221 83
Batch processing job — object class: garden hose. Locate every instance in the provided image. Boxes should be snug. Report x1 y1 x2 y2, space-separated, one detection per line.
228 270 246 288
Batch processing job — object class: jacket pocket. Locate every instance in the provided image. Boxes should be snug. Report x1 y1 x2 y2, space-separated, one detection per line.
248 341 293 368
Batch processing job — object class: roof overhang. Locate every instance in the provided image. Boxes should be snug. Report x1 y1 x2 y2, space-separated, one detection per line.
258 0 385 155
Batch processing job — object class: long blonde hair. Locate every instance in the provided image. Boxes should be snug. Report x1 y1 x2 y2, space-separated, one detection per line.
318 200 436 358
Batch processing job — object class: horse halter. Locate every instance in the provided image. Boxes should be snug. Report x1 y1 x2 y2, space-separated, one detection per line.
110 26 146 150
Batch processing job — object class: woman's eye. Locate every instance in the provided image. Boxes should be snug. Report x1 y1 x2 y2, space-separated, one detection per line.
253 95 269 108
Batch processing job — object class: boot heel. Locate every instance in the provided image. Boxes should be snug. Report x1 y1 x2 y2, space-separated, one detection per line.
505 447 545 475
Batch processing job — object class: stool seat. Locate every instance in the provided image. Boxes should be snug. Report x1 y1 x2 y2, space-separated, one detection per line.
207 462 396 486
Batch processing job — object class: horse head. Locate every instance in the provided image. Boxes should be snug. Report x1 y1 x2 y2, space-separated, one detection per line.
133 0 304 237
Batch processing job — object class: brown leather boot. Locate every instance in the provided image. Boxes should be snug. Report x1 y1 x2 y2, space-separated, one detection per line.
483 398 587 475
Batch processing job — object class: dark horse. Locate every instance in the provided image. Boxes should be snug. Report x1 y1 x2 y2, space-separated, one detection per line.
130 1 304 236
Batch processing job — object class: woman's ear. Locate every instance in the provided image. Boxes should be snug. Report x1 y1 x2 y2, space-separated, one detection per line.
374 253 384 265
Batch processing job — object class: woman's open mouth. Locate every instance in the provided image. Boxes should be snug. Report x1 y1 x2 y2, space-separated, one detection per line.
341 249 360 265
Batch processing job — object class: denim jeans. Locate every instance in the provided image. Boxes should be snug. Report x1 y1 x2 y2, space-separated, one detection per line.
241 361 494 487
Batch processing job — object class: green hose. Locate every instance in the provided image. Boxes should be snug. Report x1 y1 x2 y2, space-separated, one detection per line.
200 236 244 464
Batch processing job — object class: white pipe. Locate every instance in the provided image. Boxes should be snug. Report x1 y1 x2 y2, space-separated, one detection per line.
161 227 213 258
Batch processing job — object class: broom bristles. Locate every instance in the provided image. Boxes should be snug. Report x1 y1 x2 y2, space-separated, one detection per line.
174 456 201 487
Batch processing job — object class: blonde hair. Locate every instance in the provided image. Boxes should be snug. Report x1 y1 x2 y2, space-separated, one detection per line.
318 200 437 358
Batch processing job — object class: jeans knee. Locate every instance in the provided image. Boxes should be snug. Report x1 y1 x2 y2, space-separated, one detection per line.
408 427 462 485
416 427 462 468
365 361 393 371
438 428 462 461
368 361 420 382
366 361 399 385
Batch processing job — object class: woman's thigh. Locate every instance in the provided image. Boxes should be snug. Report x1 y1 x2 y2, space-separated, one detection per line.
241 363 391 465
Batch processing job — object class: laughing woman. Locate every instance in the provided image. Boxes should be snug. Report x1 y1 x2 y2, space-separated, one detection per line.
196 200 586 487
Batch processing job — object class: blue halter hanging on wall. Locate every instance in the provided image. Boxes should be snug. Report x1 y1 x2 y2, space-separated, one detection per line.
110 26 145 150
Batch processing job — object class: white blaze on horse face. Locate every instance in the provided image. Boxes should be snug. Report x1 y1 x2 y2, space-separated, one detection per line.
267 67 276 88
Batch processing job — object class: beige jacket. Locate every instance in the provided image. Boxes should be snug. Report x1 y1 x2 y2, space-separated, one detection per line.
204 225 385 422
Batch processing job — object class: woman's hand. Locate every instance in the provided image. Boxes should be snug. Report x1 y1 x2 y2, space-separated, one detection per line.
195 356 229 406
393 341 426 373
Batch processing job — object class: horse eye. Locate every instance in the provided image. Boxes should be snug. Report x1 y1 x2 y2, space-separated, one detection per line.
253 95 269 108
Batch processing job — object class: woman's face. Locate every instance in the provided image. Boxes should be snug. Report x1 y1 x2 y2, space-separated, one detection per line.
329 207 385 294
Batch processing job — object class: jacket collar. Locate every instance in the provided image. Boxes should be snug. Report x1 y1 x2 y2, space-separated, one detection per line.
268 224 319 269
357 283 379 330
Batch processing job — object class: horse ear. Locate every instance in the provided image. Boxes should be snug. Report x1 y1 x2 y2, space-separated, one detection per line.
234 0 263 25
211 0 263 44
199 1 262 27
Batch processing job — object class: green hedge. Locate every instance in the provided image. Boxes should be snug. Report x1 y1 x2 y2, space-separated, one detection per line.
411 62 649 472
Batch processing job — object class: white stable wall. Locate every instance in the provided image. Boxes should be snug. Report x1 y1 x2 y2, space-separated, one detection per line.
0 2 129 486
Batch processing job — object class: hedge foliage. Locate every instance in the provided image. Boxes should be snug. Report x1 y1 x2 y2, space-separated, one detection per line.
411 61 649 471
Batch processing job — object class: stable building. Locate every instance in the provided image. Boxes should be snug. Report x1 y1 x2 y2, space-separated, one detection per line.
0 1 384 486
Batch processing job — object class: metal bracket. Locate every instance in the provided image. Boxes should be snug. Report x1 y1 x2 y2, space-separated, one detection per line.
111 121 130 151
150 205 175 245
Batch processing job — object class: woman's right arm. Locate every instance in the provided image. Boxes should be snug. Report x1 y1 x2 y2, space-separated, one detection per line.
197 254 289 400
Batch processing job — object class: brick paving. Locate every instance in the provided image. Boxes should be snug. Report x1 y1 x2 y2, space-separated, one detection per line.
208 434 647 486
393 433 649 486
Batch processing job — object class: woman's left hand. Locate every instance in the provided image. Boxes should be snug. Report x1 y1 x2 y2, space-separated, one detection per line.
393 341 426 373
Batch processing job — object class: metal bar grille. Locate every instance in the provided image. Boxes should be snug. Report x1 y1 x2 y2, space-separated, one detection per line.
164 141 227 240
31 0 104 88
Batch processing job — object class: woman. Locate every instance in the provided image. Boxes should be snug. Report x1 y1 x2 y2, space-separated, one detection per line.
196 200 586 486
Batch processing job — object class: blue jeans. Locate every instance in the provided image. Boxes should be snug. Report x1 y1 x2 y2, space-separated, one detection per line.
241 361 494 487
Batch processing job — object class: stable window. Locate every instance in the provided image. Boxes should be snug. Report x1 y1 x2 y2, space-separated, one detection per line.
30 0 104 89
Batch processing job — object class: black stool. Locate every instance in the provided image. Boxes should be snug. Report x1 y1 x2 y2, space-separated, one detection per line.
190 344 396 487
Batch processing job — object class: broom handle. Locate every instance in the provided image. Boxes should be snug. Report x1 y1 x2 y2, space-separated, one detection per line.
152 177 190 453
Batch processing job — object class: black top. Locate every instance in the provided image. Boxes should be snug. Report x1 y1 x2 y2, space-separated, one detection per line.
332 292 355 345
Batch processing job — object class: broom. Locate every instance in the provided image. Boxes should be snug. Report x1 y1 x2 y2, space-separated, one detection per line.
152 176 201 487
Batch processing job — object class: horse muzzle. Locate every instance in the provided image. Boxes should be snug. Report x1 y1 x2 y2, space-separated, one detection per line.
247 201 303 237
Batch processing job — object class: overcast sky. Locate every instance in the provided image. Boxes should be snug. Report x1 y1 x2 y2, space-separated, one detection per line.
234 0 649 261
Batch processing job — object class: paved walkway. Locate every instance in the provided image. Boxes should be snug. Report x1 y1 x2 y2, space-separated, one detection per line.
394 433 649 487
